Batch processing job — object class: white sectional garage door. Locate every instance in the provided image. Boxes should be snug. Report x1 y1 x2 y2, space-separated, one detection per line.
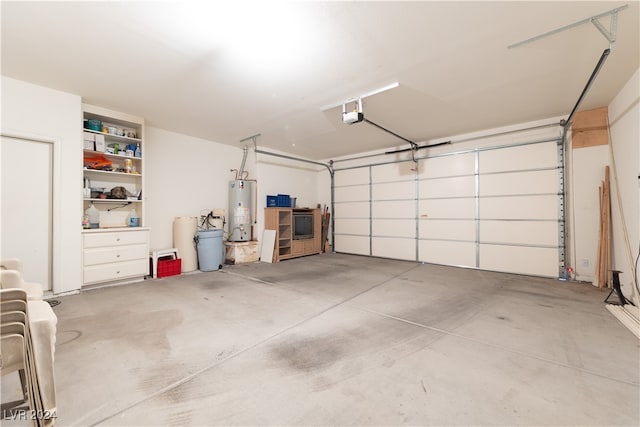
333 138 563 278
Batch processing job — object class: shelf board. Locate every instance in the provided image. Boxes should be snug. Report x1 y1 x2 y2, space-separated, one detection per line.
84 149 142 161
83 128 141 143
83 168 142 177
84 198 141 203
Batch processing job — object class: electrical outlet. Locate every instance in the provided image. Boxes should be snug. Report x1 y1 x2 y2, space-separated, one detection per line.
580 258 590 268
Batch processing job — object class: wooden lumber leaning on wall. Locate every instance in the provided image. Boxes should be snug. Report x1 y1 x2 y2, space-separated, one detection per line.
594 166 611 289
572 107 612 289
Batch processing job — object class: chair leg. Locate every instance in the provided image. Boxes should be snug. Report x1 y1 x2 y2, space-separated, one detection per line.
18 369 28 401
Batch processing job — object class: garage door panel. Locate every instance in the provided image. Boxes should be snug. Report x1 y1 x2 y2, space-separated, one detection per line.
335 202 369 218
480 142 557 173
419 240 475 267
372 237 414 260
335 235 369 255
334 218 369 236
480 245 557 277
418 153 475 178
335 185 368 202
373 219 415 238
372 181 413 201
419 219 475 241
372 200 415 219
334 139 561 279
480 169 557 196
480 195 557 220
419 175 475 199
419 198 475 219
371 163 415 183
335 168 369 186
480 220 558 246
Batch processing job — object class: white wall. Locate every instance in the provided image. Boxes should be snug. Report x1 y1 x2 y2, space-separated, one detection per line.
1 76 82 294
145 127 249 250
567 68 639 301
608 68 639 305
145 135 325 251
567 141 609 281
255 149 324 241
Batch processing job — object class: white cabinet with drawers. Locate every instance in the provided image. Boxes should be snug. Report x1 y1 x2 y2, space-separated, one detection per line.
82 228 150 286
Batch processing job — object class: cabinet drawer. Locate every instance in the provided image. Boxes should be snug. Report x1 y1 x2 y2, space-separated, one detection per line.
84 244 148 266
84 230 149 248
83 259 148 285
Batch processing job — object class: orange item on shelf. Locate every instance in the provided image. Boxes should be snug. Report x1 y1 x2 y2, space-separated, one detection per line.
83 153 112 170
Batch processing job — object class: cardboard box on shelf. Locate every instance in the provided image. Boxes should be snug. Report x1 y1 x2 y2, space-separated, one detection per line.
95 134 105 152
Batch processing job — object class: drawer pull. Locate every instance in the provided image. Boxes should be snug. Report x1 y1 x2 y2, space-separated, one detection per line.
116 270 120 274
116 238 121 242
116 254 121 258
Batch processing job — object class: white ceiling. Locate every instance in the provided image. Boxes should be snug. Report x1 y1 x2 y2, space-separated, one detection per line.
2 1 638 160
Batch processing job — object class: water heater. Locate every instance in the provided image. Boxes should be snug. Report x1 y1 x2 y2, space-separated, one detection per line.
228 180 253 241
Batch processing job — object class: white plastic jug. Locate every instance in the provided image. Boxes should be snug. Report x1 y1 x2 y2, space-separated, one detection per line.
85 203 100 228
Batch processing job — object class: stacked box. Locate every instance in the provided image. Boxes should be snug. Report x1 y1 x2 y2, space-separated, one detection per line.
83 132 95 150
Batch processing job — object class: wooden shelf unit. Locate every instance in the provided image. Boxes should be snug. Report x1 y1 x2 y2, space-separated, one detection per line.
265 208 321 262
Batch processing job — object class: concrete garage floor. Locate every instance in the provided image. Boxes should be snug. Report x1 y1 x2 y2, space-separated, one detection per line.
5 253 639 425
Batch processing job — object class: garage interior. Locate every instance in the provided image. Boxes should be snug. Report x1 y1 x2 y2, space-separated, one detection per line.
1 1 639 426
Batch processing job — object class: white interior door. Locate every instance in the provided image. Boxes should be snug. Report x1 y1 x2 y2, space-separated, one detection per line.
1 135 53 290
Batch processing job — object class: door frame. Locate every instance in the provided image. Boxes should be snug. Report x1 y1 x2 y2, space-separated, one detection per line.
1 130 61 293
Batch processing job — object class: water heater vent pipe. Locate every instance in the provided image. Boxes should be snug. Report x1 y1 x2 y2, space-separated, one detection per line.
238 133 261 179
238 144 248 179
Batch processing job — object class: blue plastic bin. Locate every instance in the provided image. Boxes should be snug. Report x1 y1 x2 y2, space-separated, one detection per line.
266 195 277 207
277 194 291 207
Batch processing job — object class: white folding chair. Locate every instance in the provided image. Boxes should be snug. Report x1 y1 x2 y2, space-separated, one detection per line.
1 311 29 397
0 270 43 301
1 290 38 425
